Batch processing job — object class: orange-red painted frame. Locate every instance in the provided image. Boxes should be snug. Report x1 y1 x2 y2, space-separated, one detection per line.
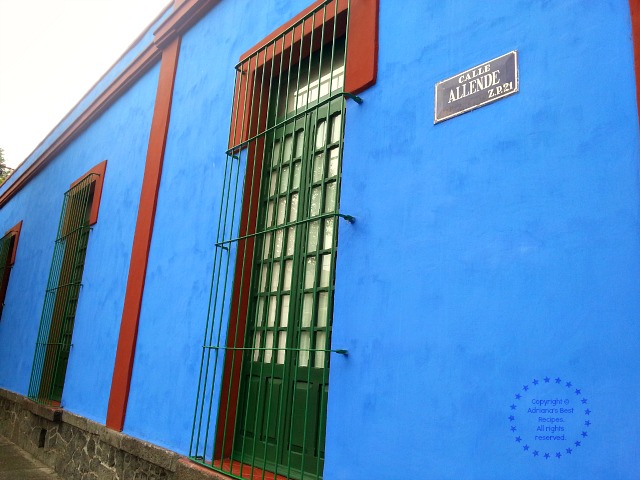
71 160 107 226
106 37 182 432
4 221 22 266
631 0 640 120
215 0 379 460
0 220 23 319
229 0 378 149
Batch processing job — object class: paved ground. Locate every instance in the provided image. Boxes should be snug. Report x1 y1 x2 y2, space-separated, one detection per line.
0 434 61 479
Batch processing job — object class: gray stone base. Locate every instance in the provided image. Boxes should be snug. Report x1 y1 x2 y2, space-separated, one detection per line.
0 388 229 480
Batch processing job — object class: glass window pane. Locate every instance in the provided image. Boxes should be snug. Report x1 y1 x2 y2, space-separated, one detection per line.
313 154 324 182
324 182 336 213
314 331 326 368
280 295 289 327
283 135 293 163
317 292 328 328
270 171 278 195
264 331 274 363
320 254 331 288
277 197 287 225
267 201 275 227
268 296 277 327
307 220 319 252
323 218 334 250
286 227 296 256
260 265 269 292
257 297 265 326
289 193 298 221
328 147 339 178
272 140 281 166
299 332 310 367
270 263 280 292
283 259 293 290
305 257 316 289
315 120 326 149
280 166 289 193
302 293 313 327
292 161 301 189
331 65 345 92
310 186 322 216
263 233 272 259
295 130 304 158
330 113 342 143
253 332 262 361
277 331 287 364
274 230 284 257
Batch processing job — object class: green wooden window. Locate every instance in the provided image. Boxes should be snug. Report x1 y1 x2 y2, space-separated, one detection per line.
28 173 97 405
190 2 356 479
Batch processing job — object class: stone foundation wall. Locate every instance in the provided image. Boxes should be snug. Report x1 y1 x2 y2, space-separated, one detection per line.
0 388 227 480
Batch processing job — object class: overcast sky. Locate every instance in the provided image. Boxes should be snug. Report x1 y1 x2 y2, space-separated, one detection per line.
0 0 171 169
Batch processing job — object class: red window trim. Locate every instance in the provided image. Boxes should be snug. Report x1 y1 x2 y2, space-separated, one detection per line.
215 0 378 462
71 160 108 226
229 0 378 149
630 0 640 120
0 220 23 319
4 221 22 266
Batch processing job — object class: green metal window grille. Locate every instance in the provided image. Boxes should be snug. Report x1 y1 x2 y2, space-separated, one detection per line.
28 173 97 405
190 2 358 479
0 231 16 320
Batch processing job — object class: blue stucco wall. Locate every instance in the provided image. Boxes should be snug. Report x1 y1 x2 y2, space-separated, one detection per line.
1 0 638 479
326 1 640 479
0 62 159 424
122 0 321 456
122 0 640 477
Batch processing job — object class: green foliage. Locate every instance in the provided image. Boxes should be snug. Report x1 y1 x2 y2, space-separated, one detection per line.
0 148 12 185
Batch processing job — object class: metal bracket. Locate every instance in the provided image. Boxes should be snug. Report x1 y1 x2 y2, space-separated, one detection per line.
343 92 363 104
338 214 356 224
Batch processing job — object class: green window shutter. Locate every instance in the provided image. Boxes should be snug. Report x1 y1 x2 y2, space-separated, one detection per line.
190 4 356 479
28 174 97 405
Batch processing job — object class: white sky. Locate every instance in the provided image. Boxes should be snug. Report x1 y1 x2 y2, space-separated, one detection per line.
0 0 171 169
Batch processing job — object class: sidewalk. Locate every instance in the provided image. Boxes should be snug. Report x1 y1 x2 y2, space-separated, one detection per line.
0 434 61 480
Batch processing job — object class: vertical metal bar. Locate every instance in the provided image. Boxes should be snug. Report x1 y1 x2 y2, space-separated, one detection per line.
203 63 250 465
242 43 273 480
190 150 231 456
223 48 263 475
204 54 251 464
198 67 244 460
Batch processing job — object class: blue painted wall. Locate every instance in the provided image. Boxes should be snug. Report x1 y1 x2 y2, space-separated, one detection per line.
122 0 321 456
326 1 640 479
1 0 639 479
122 0 640 477
0 62 159 424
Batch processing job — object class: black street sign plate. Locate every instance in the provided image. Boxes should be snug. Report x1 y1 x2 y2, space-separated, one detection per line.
435 51 519 123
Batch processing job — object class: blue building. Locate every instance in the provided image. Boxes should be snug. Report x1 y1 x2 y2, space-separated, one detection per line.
1 1 639 479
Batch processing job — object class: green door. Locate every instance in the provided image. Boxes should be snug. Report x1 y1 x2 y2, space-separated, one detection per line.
233 98 345 479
